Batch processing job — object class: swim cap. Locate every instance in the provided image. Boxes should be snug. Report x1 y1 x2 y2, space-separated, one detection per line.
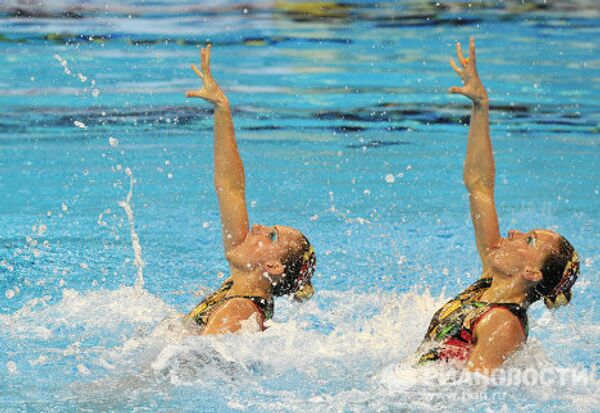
543 251 580 309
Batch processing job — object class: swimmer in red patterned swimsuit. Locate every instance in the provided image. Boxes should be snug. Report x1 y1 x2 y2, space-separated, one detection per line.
184 45 316 335
416 38 580 373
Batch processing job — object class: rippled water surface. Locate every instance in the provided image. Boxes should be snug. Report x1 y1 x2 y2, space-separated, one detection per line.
1 1 599 411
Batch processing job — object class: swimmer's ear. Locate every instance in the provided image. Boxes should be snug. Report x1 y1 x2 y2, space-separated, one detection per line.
264 260 285 277
522 266 543 282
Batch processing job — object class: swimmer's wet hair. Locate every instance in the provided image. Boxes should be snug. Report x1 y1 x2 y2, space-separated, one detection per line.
272 234 316 300
530 235 580 309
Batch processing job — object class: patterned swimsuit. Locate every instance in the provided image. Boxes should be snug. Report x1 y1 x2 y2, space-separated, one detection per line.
187 279 274 328
417 277 528 364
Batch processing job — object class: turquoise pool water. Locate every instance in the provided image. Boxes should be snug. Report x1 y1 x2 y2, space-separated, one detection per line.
1 1 599 411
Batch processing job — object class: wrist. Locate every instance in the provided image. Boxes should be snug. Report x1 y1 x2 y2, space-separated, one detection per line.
214 97 230 110
473 96 489 108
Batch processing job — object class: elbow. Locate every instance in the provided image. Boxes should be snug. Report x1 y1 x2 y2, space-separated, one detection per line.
214 177 245 193
464 175 495 195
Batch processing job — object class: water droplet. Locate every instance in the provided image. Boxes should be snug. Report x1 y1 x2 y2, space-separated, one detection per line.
6 361 17 375
77 364 90 375
108 137 119 147
29 355 47 366
385 174 395 184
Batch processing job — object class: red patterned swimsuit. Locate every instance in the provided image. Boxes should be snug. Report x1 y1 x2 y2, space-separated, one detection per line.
418 277 528 364
187 280 273 329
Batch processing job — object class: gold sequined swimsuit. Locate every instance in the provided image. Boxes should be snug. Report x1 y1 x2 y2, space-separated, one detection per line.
187 279 274 327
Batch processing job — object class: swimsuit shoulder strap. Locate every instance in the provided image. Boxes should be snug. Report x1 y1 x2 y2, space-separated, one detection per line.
186 280 235 325
222 295 274 322
452 277 493 303
423 277 491 339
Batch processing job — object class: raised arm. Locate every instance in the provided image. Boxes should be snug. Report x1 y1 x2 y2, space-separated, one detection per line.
186 45 249 254
449 37 501 273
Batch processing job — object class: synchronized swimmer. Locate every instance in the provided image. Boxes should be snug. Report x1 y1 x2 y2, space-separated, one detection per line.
181 39 579 373
184 45 316 335
415 38 579 373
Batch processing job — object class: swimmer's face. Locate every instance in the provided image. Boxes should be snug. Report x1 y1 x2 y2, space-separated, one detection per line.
487 229 561 281
226 224 306 276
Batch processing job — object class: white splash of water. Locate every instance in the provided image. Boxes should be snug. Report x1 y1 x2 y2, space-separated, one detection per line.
328 191 371 225
97 208 111 227
6 361 17 375
73 120 87 129
53 54 99 98
1 282 598 411
117 168 145 289
53 54 72 75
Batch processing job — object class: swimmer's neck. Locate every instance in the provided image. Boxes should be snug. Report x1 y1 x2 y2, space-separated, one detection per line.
479 272 530 308
226 267 272 299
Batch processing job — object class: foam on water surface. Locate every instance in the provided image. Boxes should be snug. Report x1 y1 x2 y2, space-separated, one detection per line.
1 283 599 411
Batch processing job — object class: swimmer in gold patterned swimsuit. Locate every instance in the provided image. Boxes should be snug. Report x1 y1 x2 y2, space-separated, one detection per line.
415 38 580 373
184 45 316 335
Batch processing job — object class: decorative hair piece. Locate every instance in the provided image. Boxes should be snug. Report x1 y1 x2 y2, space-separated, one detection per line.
293 245 317 299
272 242 317 299
544 251 580 309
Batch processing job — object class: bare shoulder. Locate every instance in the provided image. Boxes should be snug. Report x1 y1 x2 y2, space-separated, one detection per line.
211 297 260 320
202 297 264 335
474 307 525 343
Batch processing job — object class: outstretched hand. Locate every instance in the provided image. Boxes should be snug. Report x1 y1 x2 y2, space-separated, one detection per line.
186 44 228 106
449 37 488 103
